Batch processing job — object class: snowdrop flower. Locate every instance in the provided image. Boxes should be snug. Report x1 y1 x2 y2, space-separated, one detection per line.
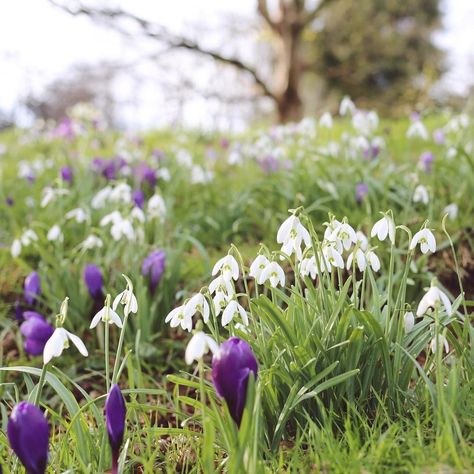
443 203 458 220
322 244 344 270
366 250 381 272
416 285 452 316
165 305 192 331
80 235 103 250
109 182 132 204
185 331 218 365
111 218 135 241
319 112 333 128
90 305 123 329
92 186 112 209
339 96 356 116
371 214 395 245
130 206 145 223
11 239 22 258
185 293 210 324
355 231 368 251
413 185 429 204
147 194 167 220
212 255 239 282
346 248 366 271
299 256 318 279
209 274 235 296
277 214 311 259
407 121 428 140
47 224 63 242
249 255 270 284
222 300 249 327
65 207 89 223
100 211 122 227
43 327 88 364
113 275 138 316
429 333 449 354
352 111 379 135
213 291 229 316
191 165 213 184
410 228 436 254
404 311 415 333
157 167 171 181
260 261 285 288
176 150 193 168
11 229 39 257
330 222 356 251
40 187 69 208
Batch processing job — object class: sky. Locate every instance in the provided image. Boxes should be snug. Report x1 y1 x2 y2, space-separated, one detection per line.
1 0 473 130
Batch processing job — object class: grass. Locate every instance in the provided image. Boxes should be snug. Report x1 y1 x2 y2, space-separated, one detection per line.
0 108 473 473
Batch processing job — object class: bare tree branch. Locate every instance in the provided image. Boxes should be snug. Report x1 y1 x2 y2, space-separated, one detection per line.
47 0 277 101
257 0 280 32
302 0 335 26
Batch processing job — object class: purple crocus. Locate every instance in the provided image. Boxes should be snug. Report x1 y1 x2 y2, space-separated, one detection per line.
7 401 50 474
141 250 166 292
6 196 14 207
132 189 145 209
212 337 258 425
14 300 25 323
355 182 369 203
53 117 75 140
24 272 41 306
433 128 445 145
60 166 73 185
257 155 280 174
105 384 126 473
419 151 434 173
20 312 54 356
83 264 103 301
134 162 157 188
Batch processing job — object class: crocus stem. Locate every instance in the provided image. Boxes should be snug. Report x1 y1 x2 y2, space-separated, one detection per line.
33 363 48 406
105 320 110 393
111 451 119 474
112 312 129 385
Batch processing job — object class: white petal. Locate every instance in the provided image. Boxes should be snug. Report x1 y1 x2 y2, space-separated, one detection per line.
112 292 124 311
277 215 296 244
238 304 249 326
66 331 89 357
222 301 236 326
90 308 105 328
437 289 452 315
108 309 123 328
43 328 68 364
211 257 226 276
185 332 206 365
129 293 138 313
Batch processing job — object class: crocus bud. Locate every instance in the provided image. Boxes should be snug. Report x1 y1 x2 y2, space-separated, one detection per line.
24 271 41 306
132 189 145 209
212 337 258 425
83 264 103 300
355 182 368 203
20 311 54 356
105 384 126 471
7 401 49 474
60 166 73 184
141 250 166 292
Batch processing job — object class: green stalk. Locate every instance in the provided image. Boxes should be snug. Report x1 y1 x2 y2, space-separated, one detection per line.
385 243 395 335
33 363 48 406
105 319 110 393
112 312 129 385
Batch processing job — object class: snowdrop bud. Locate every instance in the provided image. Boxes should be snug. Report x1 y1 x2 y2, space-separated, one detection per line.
404 311 415 333
212 337 258 425
370 214 395 245
24 271 41 305
430 333 449 354
443 203 458 220
47 224 63 242
7 402 50 474
185 331 218 365
105 384 126 462
409 228 436 254
413 185 429 204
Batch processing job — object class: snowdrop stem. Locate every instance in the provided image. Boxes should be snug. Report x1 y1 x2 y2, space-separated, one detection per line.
33 363 48 406
385 244 395 335
360 270 367 310
352 255 358 308
112 312 129 385
105 317 110 393
393 250 413 326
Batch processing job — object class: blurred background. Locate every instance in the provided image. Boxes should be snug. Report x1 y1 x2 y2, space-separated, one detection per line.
1 0 473 131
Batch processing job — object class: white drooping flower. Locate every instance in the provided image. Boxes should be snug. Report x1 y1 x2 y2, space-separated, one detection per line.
371 214 395 245
416 285 452 316
404 311 415 333
277 214 311 259
366 250 381 272
413 185 429 204
185 331 218 365
80 235 103 250
429 332 449 354
330 222 357 251
319 112 333 128
65 207 89 224
299 256 318 279
113 276 138 316
410 228 436 254
90 306 123 329
346 248 366 272
11 229 39 257
184 293 210 324
110 217 135 241
322 244 344 270
11 239 22 258
222 300 249 327
209 274 235 296
100 211 122 227
339 96 356 116
191 165 213 184
355 231 368 251
43 327 88 364
109 182 132 204
147 194 167 220
213 291 229 316
47 224 63 242
41 187 69 208
443 203 458 220
406 121 428 140
260 261 285 288
249 255 270 284
165 304 192 331
324 218 342 240
91 186 112 209
212 255 239 282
